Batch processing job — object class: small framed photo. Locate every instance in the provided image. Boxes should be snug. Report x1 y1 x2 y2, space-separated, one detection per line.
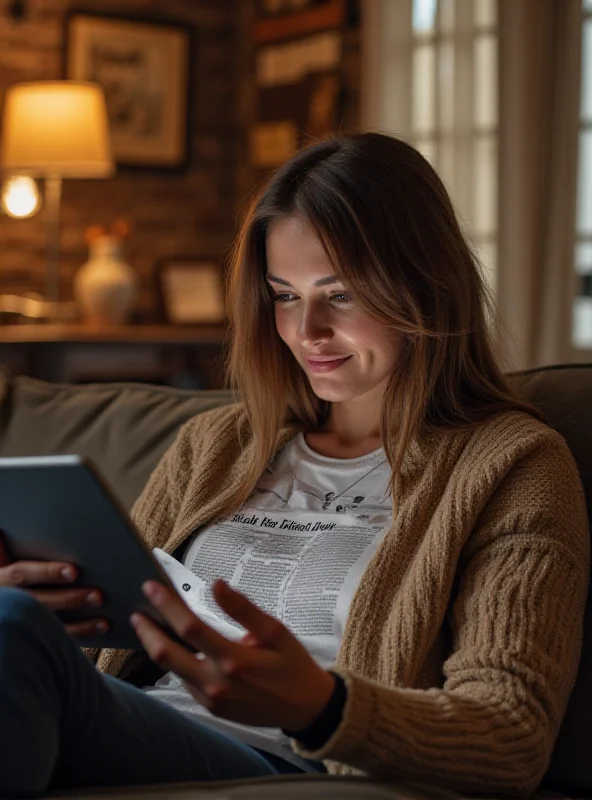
64 10 192 170
156 258 226 325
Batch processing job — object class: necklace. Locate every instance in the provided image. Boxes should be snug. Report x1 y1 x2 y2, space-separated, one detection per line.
321 456 388 511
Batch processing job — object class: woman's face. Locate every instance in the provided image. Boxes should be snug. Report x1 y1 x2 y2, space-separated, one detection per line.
265 214 400 407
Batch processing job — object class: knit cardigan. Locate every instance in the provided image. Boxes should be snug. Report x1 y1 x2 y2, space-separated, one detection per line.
94 403 589 797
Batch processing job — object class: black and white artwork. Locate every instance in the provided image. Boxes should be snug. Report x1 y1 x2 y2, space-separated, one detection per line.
65 12 191 169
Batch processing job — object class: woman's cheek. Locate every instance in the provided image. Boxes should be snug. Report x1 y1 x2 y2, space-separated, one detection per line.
273 308 292 344
349 313 396 346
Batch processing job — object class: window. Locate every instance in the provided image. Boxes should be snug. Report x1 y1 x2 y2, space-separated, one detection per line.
572 0 592 348
362 0 499 291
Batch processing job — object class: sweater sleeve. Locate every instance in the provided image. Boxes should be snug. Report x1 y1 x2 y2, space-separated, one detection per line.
130 402 245 547
129 421 193 544
291 432 590 797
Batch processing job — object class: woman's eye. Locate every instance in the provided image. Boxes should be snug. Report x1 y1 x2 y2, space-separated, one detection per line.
270 291 352 304
271 292 295 303
331 292 353 303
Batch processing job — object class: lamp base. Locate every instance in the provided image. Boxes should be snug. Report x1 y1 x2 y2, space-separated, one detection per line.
0 293 79 322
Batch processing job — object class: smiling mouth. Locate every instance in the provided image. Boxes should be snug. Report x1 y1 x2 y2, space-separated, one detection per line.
305 355 352 373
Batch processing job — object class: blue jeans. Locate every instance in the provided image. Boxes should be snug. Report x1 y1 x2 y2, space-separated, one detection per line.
0 587 322 798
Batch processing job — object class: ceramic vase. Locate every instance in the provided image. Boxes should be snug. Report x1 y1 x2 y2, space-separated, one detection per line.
74 235 138 325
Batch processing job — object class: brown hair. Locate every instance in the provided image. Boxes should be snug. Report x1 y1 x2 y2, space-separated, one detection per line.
225 132 540 510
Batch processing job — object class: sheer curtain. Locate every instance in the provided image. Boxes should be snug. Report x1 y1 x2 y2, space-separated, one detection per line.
362 0 583 370
497 0 582 369
362 0 499 292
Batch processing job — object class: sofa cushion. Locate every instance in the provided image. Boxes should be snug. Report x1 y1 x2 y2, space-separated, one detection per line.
0 368 235 511
512 365 592 794
512 364 592 524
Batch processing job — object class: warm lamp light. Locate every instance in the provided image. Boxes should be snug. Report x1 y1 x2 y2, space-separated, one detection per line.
0 80 115 311
0 81 113 178
1 175 41 218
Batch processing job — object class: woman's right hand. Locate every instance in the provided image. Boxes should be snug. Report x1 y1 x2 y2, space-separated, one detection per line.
0 535 109 639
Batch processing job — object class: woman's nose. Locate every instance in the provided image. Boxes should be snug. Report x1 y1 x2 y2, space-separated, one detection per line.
298 303 332 347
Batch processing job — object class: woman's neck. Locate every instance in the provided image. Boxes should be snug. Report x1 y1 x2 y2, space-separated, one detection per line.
305 404 382 459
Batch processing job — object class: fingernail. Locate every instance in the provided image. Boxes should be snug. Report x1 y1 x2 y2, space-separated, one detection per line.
95 621 108 633
61 567 75 581
86 591 101 607
143 581 162 601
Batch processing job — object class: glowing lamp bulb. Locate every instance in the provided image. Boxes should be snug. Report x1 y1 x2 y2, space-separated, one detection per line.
1 175 41 218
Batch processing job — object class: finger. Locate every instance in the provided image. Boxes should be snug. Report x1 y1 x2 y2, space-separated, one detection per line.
28 588 103 611
66 618 109 638
0 561 77 587
142 581 238 660
131 612 225 702
212 580 292 651
239 632 263 647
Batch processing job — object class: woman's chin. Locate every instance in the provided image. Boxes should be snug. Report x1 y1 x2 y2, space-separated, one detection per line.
308 379 357 403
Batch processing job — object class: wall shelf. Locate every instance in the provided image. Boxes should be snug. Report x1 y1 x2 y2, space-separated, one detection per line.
0 324 228 388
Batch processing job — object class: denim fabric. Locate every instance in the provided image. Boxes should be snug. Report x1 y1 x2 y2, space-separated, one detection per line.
0 588 310 798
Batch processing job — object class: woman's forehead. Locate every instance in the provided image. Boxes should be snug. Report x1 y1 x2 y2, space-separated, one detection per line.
266 216 333 271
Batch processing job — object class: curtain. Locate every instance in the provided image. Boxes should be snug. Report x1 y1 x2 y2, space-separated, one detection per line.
497 0 583 369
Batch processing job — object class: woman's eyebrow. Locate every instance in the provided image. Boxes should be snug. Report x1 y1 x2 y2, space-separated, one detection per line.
266 273 341 288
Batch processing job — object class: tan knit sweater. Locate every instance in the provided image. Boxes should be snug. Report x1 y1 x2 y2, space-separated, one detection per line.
95 403 589 797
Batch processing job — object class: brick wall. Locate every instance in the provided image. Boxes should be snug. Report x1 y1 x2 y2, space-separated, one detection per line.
0 0 246 321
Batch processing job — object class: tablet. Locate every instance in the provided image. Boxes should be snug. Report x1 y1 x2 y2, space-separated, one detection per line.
0 454 182 650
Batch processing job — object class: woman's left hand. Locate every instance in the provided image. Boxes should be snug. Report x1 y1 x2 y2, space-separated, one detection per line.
131 579 336 732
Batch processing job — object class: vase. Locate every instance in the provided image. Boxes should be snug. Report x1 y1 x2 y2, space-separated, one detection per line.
74 235 138 325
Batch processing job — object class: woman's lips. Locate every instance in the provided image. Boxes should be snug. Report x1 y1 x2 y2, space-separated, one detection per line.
305 355 352 373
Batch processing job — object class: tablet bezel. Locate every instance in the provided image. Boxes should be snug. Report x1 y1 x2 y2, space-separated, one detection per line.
0 454 182 650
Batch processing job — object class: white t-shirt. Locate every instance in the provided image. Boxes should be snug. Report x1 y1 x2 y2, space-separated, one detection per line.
145 432 392 768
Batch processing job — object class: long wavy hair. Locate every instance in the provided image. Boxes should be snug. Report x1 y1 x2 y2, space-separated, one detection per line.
225 132 540 509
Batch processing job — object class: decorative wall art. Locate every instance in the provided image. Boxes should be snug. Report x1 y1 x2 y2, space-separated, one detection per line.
65 11 192 169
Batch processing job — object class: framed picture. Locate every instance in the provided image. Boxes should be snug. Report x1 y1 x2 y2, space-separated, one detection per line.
64 10 192 170
156 258 226 325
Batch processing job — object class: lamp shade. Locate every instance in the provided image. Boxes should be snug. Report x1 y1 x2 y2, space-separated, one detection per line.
0 81 114 178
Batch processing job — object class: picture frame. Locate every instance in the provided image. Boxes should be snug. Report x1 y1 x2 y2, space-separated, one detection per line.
64 10 192 170
155 258 226 326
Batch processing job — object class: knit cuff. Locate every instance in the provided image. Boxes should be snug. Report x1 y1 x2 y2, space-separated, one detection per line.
282 671 347 750
288 667 376 763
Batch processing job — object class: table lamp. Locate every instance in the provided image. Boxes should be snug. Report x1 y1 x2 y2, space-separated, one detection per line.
1 175 41 219
0 80 115 317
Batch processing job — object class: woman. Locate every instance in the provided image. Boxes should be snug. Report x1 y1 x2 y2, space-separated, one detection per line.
0 133 588 798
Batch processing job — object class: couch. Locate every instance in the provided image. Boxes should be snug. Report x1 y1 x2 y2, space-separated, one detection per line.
0 363 590 800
